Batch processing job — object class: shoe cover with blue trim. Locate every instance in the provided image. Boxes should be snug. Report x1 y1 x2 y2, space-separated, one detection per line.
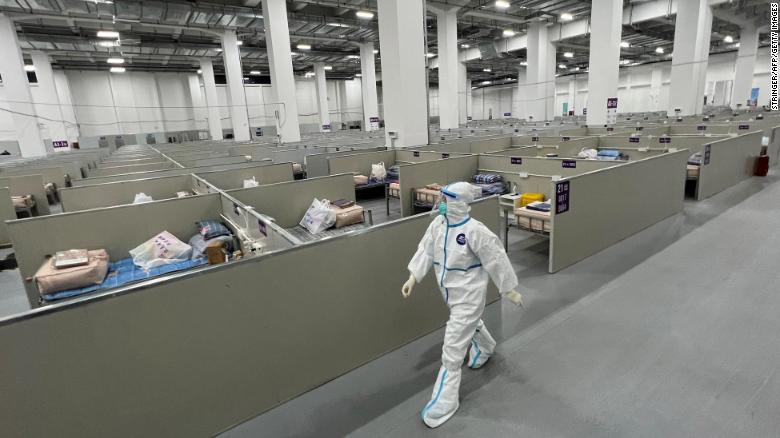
467 324 496 369
421 366 461 428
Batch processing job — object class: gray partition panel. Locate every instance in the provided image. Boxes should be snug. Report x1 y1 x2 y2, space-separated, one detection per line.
89 162 175 178
196 163 294 190
59 174 193 212
305 147 387 177
71 162 274 187
0 166 68 188
7 194 223 307
327 150 397 175
0 174 50 215
0 197 499 437
229 174 356 228
550 151 688 272
697 131 763 200
0 187 14 245
398 156 479 217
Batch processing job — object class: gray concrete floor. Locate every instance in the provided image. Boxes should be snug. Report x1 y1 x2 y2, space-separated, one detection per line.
220 170 780 438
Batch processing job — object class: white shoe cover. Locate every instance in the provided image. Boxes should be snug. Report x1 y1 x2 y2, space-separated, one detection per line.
467 324 496 369
421 366 461 428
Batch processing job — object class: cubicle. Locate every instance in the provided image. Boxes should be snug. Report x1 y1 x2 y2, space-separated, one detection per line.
0 197 501 437
71 161 278 187
0 187 15 246
0 174 51 215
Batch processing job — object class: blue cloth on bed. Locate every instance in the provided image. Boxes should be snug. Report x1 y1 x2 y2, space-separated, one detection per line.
42 257 207 302
476 182 508 196
473 173 503 184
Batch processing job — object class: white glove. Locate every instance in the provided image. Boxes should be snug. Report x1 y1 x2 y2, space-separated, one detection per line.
401 273 416 298
504 290 524 308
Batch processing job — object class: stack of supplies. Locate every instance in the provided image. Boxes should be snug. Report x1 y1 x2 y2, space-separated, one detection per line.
34 249 110 297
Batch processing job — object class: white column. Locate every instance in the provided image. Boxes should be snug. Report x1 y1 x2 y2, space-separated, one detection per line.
650 66 663 111
377 0 428 147
586 0 622 126
199 59 223 140
187 73 208 131
514 68 527 120
731 25 760 109
0 14 46 157
436 7 459 130
668 0 712 116
29 51 69 148
313 63 331 132
359 42 380 131
53 71 80 143
457 62 468 124
466 76 473 121
262 0 301 143
524 22 556 122
567 77 576 115
221 30 250 141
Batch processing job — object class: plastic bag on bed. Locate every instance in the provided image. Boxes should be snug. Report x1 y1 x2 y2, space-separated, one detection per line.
133 192 153 204
370 162 387 181
129 231 192 270
300 198 337 234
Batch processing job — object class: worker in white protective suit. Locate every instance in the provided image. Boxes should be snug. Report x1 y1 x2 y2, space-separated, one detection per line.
401 181 524 428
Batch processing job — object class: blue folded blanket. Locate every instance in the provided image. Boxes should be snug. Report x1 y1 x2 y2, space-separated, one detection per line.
42 257 207 302
473 173 503 184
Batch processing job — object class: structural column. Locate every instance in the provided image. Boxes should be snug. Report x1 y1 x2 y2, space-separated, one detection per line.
523 22 556 122
586 0 623 126
221 30 250 141
313 63 331 132
199 59 223 140
377 0 428 147
514 68 527 119
436 7 459 130
52 71 80 143
187 73 208 132
668 0 712 116
359 42 380 131
731 25 760 108
29 51 69 148
457 62 468 124
567 77 576 115
262 0 301 142
649 66 663 111
0 14 46 157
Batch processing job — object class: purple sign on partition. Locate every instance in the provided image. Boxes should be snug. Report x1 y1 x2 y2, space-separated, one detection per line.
555 181 570 214
704 144 711 165
629 137 640 143
606 127 614 132
562 160 577 168
607 98 618 109
636 126 644 131
233 203 241 216
531 136 540 142
52 140 69 148
738 124 750 130
442 153 450 159
258 220 267 236
561 136 570 142
510 157 522 165
369 117 379 123
504 112 512 117
697 125 707 131
413 151 420 157
659 137 671 144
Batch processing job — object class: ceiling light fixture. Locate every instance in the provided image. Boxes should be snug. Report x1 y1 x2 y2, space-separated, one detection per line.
558 64 567 69
347 55 360 59
297 44 311 50
461 44 470 49
723 35 734 43
97 40 119 47
197 69 202 74
520 61 527 66
426 53 436 58
355 73 362 77
563 51 573 58
110 67 126 73
495 0 510 9
23 65 35 72
236 40 243 46
560 13 573 21
620 41 630 48
482 81 491 85
502 29 516 37
373 49 379 54
619 59 630 65
290 51 299 56
323 66 333 70
483 67 492 72
106 57 125 64
215 48 223 52
250 70 261 75
328 22 351 28
304 71 315 78
97 30 119 38
356 10 374 19
655 47 664 54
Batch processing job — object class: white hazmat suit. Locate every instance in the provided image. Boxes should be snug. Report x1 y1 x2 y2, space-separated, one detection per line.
402 182 522 428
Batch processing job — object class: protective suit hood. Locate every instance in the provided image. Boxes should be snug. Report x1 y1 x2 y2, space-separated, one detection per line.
441 182 473 223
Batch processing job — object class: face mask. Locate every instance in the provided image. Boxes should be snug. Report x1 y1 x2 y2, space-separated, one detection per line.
438 201 448 216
